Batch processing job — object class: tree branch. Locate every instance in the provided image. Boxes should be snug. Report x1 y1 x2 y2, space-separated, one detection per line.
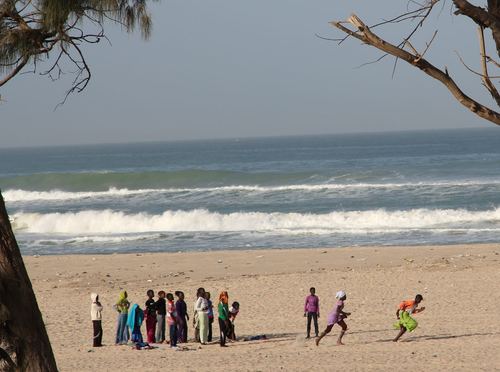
0 56 29 88
453 0 500 56
477 25 500 107
331 14 500 125
455 50 500 78
453 0 499 27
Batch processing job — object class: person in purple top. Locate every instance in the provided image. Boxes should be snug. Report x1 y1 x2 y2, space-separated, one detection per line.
304 287 320 338
175 291 189 343
315 290 350 346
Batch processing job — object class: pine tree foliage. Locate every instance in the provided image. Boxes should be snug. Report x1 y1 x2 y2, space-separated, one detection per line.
0 0 157 99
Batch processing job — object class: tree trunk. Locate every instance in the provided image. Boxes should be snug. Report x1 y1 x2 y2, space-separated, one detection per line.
0 191 58 372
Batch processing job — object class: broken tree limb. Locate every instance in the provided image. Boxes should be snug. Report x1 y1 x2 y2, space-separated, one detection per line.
477 25 500 107
330 14 500 125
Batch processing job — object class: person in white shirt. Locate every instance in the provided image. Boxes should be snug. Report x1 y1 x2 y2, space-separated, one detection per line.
90 293 103 347
194 287 209 344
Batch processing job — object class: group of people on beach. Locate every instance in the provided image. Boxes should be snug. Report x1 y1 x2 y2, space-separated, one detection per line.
90 287 240 349
91 286 424 349
303 287 425 344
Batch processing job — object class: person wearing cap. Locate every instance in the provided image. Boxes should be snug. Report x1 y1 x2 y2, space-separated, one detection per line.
393 294 425 342
315 290 350 346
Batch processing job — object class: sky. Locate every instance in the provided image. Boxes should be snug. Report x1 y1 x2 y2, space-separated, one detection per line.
0 0 497 148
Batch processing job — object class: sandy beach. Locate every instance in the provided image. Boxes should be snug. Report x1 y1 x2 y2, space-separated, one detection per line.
24 243 500 371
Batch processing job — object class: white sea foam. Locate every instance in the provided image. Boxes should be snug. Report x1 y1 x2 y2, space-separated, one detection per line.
31 233 162 245
4 180 500 202
2 188 159 202
11 207 500 235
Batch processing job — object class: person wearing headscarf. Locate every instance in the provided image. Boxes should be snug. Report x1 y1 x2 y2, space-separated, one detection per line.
90 293 103 347
194 287 209 344
218 291 229 347
114 290 130 345
315 290 350 346
127 303 145 343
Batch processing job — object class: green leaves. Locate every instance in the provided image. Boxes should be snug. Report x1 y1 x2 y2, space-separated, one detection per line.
0 0 156 92
37 0 154 38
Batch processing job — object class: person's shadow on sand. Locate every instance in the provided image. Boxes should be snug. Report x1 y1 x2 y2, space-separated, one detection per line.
376 331 499 343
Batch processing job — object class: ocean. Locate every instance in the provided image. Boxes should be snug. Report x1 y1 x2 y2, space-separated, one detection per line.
1 128 500 255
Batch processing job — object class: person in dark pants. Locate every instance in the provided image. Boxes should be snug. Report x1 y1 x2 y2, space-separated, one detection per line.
91 293 103 347
175 291 189 343
217 291 229 347
304 287 320 338
144 289 157 344
155 291 166 343
205 292 214 342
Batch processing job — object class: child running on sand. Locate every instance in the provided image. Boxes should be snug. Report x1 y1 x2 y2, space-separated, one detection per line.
315 290 350 346
304 287 320 338
393 294 425 342
90 293 103 347
144 290 156 344
166 293 178 348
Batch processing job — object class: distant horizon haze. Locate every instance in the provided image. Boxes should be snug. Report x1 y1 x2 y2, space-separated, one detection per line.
0 126 486 150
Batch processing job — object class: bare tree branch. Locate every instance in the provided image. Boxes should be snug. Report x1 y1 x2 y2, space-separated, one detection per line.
486 55 500 68
0 56 29 87
453 0 500 55
330 14 500 125
455 50 500 78
477 25 500 107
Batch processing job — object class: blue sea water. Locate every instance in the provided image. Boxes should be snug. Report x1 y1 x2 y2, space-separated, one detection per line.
1 128 500 255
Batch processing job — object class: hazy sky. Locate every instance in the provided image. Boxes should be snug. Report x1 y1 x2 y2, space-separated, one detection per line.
0 1 496 147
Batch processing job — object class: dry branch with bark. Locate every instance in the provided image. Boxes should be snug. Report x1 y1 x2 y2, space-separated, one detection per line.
331 0 500 126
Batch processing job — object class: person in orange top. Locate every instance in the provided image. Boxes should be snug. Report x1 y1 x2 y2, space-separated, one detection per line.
393 294 425 342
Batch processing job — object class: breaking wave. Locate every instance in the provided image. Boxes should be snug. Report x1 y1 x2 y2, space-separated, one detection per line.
11 207 500 235
4 179 500 202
